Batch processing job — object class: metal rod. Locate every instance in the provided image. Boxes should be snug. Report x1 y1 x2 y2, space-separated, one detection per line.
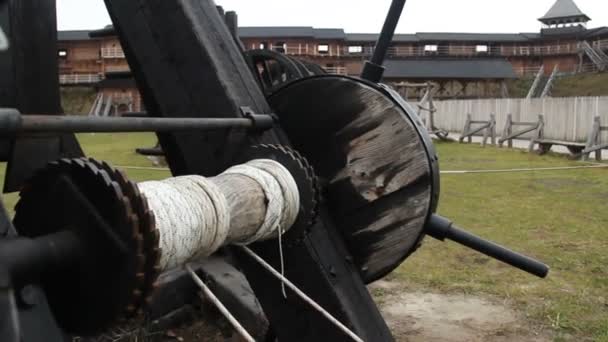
185 264 255 342
238 246 365 342
361 0 407 82
0 109 273 134
426 215 549 278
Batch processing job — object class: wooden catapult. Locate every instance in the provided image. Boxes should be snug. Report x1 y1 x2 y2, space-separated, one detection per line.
0 1 548 341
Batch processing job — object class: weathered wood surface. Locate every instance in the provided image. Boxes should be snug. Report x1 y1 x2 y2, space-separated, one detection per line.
432 97 608 144
270 76 434 282
460 114 496 146
581 116 605 161
0 0 82 192
104 1 392 340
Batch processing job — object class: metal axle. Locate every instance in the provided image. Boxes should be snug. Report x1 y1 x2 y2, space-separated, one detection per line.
425 214 549 278
0 108 273 134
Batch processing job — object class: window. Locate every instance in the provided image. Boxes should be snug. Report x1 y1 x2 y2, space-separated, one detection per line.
273 41 286 53
476 45 489 53
318 44 329 54
348 45 363 54
424 45 438 52
58 49 68 58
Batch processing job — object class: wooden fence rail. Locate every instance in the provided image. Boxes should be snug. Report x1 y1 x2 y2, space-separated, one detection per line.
460 114 496 147
432 97 608 144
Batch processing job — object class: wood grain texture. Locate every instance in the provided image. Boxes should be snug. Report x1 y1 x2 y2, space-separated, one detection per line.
270 76 433 282
104 2 393 340
0 0 83 192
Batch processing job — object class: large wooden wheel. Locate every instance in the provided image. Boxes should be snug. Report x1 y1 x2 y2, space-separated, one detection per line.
269 76 440 283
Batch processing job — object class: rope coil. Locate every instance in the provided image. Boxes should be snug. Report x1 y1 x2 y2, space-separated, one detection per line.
138 159 300 272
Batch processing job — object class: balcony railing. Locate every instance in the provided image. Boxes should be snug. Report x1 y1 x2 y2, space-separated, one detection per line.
59 74 102 85
323 66 347 75
260 38 608 59
101 47 125 59
512 63 600 77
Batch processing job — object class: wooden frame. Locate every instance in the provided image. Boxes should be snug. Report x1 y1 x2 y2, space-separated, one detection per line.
582 116 607 161
499 114 544 152
459 113 496 147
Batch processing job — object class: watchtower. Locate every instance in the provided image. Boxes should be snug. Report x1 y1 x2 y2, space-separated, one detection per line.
539 0 590 35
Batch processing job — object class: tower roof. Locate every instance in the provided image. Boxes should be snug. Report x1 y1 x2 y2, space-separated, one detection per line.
539 0 590 24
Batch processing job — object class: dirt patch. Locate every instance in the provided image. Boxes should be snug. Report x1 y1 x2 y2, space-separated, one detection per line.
371 281 552 342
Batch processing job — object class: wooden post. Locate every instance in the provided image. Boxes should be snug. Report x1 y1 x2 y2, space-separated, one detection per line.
482 114 496 147
583 116 602 161
490 114 497 146
528 115 545 153
501 114 513 148
460 114 471 143
0 0 83 192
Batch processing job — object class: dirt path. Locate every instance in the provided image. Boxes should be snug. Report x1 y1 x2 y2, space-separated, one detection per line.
371 281 552 342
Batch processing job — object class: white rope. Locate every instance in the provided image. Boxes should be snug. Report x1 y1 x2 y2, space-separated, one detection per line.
222 162 297 244
239 246 365 342
186 264 255 342
138 159 300 272
441 164 608 175
245 160 300 298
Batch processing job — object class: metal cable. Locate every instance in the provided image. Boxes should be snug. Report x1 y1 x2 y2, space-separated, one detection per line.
186 264 255 342
239 246 365 342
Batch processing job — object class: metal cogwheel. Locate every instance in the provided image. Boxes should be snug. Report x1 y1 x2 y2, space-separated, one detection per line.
242 144 320 244
86 158 162 310
13 158 154 334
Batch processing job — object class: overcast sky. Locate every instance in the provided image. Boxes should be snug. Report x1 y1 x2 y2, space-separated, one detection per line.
57 0 608 33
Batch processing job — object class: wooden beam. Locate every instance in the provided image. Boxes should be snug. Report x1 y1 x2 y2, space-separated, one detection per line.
0 0 82 193
103 1 392 340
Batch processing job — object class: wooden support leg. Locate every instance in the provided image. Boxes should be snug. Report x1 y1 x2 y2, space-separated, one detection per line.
0 0 83 192
460 114 471 143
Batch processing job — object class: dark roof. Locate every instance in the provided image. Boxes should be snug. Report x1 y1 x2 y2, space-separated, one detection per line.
239 27 315 38
382 59 517 80
57 30 92 41
539 0 590 23
585 26 608 38
347 33 418 42
415 32 532 42
89 25 116 38
314 28 346 40
347 32 541 43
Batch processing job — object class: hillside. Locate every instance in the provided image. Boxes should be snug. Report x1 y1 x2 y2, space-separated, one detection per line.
60 86 97 115
551 72 608 97
507 72 608 98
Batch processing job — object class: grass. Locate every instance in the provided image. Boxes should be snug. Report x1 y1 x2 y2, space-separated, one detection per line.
394 140 608 341
60 87 98 114
1 134 606 340
0 133 168 214
506 77 535 98
506 72 608 98
552 73 608 98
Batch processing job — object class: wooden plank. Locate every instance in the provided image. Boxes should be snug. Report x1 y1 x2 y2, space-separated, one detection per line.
0 0 83 192
535 139 587 147
103 1 393 340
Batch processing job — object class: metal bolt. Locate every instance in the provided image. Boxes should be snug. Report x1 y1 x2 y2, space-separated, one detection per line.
19 285 38 307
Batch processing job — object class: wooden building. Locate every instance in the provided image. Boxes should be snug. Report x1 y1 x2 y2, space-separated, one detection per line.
56 0 608 109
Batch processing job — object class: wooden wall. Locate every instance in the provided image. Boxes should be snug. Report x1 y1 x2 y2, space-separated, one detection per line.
431 97 608 142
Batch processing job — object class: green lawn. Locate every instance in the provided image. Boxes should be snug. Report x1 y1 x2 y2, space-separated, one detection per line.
0 133 170 214
394 141 608 341
0 135 606 340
